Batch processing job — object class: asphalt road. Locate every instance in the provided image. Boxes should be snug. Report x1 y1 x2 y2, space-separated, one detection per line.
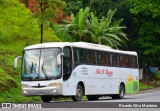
49 87 160 103
1 87 160 111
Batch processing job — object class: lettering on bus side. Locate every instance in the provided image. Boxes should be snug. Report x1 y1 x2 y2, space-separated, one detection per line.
82 67 88 75
96 69 113 76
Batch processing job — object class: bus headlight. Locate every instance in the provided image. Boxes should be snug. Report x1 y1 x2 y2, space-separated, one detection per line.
22 84 31 88
48 83 61 87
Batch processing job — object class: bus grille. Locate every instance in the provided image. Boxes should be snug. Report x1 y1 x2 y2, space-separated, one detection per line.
32 86 46 88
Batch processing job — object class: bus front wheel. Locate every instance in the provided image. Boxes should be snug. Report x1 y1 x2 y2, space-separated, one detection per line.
41 96 52 102
72 85 83 101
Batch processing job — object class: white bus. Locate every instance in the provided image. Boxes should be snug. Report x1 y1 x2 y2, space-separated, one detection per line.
14 42 139 102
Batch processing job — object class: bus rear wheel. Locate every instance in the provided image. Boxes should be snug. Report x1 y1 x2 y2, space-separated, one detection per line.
112 84 125 99
41 96 52 102
72 85 83 101
87 95 99 101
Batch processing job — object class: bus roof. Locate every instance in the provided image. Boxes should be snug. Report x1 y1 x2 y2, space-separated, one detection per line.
24 42 137 56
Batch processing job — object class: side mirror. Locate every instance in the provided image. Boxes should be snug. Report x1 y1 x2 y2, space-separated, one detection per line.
57 53 64 65
14 56 23 68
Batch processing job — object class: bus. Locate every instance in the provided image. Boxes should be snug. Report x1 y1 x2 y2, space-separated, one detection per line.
14 42 139 102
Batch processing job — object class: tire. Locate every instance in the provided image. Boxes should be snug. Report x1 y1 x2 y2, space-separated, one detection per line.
72 85 83 101
87 95 99 101
112 84 125 99
41 96 52 102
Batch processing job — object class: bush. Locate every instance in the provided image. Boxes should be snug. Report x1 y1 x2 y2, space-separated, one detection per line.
51 24 77 42
0 0 40 43
155 71 160 79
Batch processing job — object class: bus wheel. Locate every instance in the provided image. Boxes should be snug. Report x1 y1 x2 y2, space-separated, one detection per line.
72 85 83 101
112 84 125 99
87 95 99 101
41 96 52 102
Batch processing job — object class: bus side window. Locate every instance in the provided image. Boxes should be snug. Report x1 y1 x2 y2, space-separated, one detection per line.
109 53 119 66
87 50 96 65
130 56 137 68
63 47 72 80
125 55 129 67
105 53 110 65
73 48 79 67
79 49 87 64
73 48 87 67
120 54 129 67
99 51 109 66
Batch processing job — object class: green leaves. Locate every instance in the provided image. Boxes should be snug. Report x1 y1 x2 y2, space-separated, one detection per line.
0 0 39 43
60 7 128 48
130 0 160 18
130 0 160 66
87 9 127 48
34 0 66 42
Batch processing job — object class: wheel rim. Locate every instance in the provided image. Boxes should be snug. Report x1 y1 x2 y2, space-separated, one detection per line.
76 87 82 99
120 86 124 98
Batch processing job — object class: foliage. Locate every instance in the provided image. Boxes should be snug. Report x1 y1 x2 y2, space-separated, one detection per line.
65 0 135 49
60 7 128 48
155 71 160 79
59 7 90 41
130 0 160 18
51 23 76 42
139 82 152 91
0 40 41 102
0 0 60 102
34 0 66 42
87 9 128 48
65 0 83 15
34 0 66 22
0 0 39 43
130 0 160 66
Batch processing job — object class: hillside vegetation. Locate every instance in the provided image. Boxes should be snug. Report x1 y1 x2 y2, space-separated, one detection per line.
0 0 59 102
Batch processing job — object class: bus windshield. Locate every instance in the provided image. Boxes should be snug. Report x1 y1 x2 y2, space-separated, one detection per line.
22 48 62 81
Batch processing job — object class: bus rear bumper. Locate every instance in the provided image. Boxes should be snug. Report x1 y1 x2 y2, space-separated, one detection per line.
22 86 62 96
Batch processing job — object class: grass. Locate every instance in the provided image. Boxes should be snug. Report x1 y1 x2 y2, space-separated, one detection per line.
139 80 160 91
139 82 152 91
155 71 160 79
0 41 42 102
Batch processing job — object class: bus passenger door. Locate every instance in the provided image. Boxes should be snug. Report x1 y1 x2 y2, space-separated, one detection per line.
62 46 75 95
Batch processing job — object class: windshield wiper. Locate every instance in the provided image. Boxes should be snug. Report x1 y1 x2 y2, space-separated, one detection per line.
41 62 49 80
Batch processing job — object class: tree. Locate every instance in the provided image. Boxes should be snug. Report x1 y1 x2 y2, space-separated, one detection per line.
59 7 128 48
34 0 65 43
60 7 90 41
130 0 160 66
87 9 128 48
65 0 135 49
65 0 83 15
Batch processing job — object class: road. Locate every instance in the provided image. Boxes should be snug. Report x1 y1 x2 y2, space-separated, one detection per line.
49 87 160 103
1 87 160 111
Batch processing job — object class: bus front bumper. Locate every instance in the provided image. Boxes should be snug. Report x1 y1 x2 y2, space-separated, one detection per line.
22 86 62 96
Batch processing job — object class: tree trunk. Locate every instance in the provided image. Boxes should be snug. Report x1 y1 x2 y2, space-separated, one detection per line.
40 2 43 43
40 24 43 43
90 0 93 9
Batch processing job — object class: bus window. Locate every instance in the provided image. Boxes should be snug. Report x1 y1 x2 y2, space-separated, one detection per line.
130 56 137 68
63 47 72 80
120 54 129 67
98 52 109 66
109 53 119 66
79 49 87 64
73 48 87 67
87 50 96 65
